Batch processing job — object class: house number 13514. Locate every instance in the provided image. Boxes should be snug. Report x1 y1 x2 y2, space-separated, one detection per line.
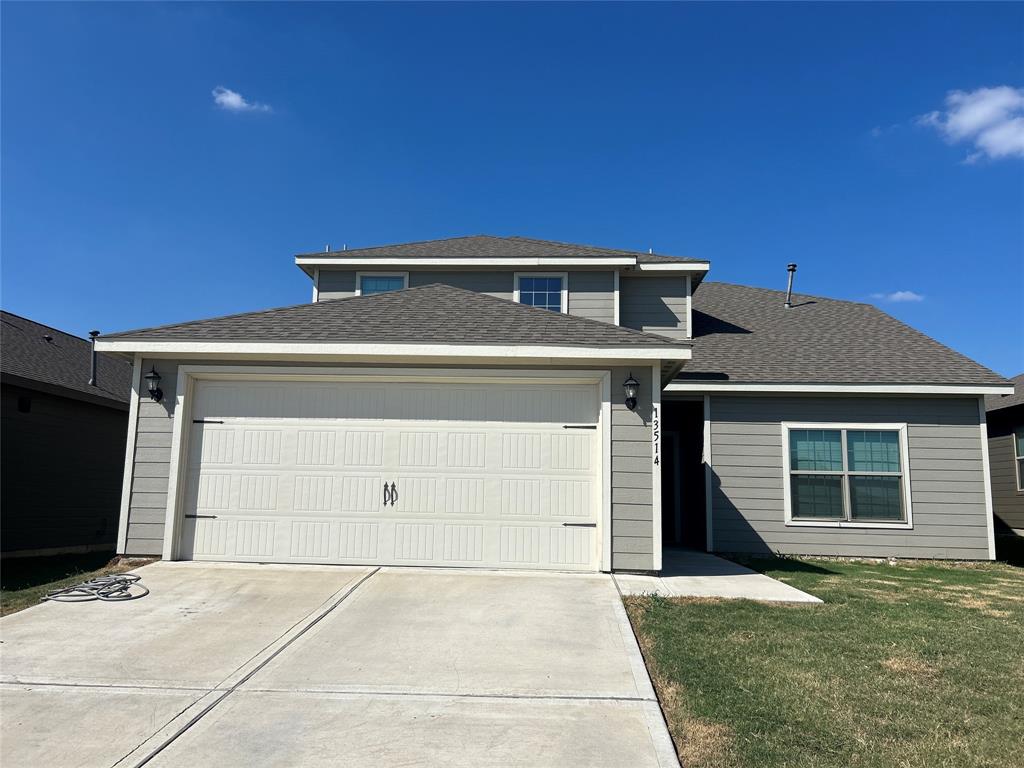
652 405 660 467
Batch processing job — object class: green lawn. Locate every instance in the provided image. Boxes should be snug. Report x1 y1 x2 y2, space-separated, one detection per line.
625 557 1024 768
0 552 154 616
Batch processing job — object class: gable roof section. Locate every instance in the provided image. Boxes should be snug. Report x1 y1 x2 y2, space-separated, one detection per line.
295 235 707 268
986 373 1024 412
1 311 132 406
98 284 689 360
677 282 1008 388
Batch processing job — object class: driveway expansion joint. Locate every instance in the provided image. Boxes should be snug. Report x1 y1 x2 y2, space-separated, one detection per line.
128 566 380 768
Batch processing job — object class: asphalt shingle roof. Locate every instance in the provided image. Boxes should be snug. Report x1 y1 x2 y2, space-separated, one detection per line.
986 373 1024 412
297 235 707 265
1 311 132 404
682 282 1007 386
101 284 688 349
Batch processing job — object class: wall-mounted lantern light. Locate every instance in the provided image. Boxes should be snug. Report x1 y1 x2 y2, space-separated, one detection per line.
144 367 163 402
623 373 639 411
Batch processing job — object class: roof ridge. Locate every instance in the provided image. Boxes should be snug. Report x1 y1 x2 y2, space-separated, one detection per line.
101 282 687 347
0 310 97 345
295 234 500 258
505 235 641 256
701 280 874 308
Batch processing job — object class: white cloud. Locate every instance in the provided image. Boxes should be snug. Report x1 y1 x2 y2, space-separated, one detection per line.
212 86 271 113
918 86 1024 162
871 291 925 303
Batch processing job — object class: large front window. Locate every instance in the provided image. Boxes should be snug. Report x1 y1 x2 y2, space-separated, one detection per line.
358 273 407 295
785 424 910 527
515 273 566 313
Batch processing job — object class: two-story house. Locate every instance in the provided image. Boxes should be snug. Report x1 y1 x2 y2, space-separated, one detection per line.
96 235 1011 572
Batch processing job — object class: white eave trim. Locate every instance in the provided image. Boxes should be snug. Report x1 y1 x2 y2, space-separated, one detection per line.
634 262 710 272
665 381 1014 395
96 339 691 361
296 256 638 268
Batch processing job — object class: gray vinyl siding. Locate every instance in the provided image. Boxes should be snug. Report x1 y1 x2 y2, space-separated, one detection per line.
987 407 1024 532
122 358 176 555
1 383 126 555
708 395 992 560
316 269 615 324
316 270 355 299
567 272 615 324
408 271 512 300
611 365 655 570
620 275 688 339
120 359 658 571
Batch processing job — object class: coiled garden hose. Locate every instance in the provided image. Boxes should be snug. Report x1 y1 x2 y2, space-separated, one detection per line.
43 573 149 603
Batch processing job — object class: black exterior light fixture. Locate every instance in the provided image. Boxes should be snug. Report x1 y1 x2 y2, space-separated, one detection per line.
144 367 163 402
623 372 639 411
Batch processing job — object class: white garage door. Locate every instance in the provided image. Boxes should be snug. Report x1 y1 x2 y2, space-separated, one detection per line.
179 378 601 571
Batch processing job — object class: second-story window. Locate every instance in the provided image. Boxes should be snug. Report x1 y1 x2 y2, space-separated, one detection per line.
357 272 408 296
515 273 566 313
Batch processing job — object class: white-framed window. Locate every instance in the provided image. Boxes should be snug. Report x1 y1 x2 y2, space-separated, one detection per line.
1015 428 1024 493
355 271 409 296
513 272 567 313
782 422 913 529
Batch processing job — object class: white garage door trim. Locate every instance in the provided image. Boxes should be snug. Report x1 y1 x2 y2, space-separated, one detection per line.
162 366 613 571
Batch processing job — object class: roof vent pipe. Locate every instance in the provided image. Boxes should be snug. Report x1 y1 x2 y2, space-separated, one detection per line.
784 263 797 309
88 330 100 386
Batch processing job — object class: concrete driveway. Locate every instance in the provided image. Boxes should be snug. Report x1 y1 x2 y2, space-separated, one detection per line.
0 562 678 768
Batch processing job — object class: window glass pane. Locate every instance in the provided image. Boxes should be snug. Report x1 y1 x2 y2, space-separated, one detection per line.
789 429 843 471
791 475 844 519
1015 430 1024 459
847 430 900 472
849 475 904 521
360 276 405 295
518 276 562 312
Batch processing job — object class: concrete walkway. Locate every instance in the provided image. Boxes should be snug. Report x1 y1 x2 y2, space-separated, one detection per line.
614 549 822 603
0 562 679 768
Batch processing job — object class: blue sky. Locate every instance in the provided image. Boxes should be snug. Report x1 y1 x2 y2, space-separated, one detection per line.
2 2 1022 375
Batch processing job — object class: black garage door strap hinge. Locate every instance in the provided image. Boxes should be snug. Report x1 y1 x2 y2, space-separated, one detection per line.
185 514 218 519
193 419 224 424
562 522 597 527
562 425 597 430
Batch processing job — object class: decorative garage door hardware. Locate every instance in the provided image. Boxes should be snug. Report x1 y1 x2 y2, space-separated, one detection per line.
562 424 597 429
43 573 149 603
382 482 399 507
193 419 224 424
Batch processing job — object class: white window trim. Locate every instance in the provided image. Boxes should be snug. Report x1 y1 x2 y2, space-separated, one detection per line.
781 421 914 530
513 272 568 313
354 271 409 296
312 267 320 302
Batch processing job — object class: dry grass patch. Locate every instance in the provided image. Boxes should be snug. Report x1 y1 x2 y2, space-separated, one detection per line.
882 654 939 679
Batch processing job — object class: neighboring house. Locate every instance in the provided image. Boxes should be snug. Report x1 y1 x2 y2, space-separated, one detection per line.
95 235 1012 571
985 373 1024 536
1 312 132 557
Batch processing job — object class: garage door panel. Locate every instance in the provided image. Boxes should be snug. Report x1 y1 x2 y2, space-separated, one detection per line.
339 475 385 514
181 379 602 570
341 431 384 466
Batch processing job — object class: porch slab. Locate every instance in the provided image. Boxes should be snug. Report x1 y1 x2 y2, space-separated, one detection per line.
614 550 821 603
